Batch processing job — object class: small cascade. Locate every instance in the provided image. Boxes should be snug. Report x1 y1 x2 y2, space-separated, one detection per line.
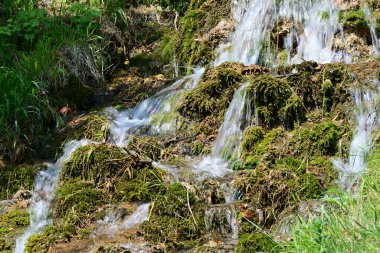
205 204 239 240
107 70 203 147
333 80 380 190
123 203 150 229
14 139 95 253
214 0 348 66
364 8 380 56
194 82 251 178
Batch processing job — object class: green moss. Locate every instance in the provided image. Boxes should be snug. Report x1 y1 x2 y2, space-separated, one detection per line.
25 225 76 253
127 136 162 161
236 233 278 253
61 144 141 186
295 121 342 157
114 167 167 202
141 183 206 249
178 64 244 128
61 112 109 143
0 209 30 251
0 164 39 200
246 75 300 129
54 180 106 223
339 10 369 34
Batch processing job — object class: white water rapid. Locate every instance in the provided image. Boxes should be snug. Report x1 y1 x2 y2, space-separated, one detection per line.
14 139 95 253
333 80 380 190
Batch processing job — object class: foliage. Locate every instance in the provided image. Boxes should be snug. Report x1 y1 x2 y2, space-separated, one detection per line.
236 233 278 253
285 146 380 252
0 164 39 200
0 209 30 252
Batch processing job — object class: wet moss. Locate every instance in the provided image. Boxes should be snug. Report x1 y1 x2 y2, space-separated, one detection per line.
141 183 206 249
54 180 106 224
0 164 39 200
236 158 325 226
178 64 244 133
0 209 30 252
339 10 369 34
25 225 76 253
61 113 109 143
114 167 167 202
236 233 278 253
246 75 303 129
61 144 142 187
127 136 163 161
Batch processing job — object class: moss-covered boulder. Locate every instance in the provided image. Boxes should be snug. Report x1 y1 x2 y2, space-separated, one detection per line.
246 75 304 129
235 158 329 226
141 183 206 249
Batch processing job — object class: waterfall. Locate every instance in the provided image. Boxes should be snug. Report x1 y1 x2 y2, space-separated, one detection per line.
364 8 380 56
214 0 348 66
193 82 251 178
333 80 380 190
106 69 204 147
14 139 95 253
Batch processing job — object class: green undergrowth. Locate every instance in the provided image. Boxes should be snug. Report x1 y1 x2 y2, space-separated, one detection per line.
284 146 380 252
61 113 109 143
0 209 30 252
0 164 39 200
141 183 206 249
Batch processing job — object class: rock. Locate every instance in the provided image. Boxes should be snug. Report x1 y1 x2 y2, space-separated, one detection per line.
335 0 361 10
13 189 32 201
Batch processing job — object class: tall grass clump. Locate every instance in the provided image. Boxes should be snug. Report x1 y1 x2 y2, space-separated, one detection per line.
285 146 380 253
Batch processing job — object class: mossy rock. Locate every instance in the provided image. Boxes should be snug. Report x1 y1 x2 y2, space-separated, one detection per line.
236 233 278 253
141 183 206 249
0 209 30 251
127 136 163 161
54 180 106 224
246 75 303 129
0 164 39 200
114 167 167 202
61 112 109 143
25 225 76 253
236 158 325 226
61 144 143 187
339 10 370 35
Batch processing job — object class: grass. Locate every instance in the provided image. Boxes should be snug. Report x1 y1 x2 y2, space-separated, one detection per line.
284 146 380 253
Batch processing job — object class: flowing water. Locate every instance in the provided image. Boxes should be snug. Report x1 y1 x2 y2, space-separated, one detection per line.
193 82 251 179
365 8 380 56
215 0 349 66
14 139 95 253
333 80 380 190
106 69 203 147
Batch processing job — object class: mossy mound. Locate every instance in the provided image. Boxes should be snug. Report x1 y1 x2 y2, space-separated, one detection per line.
235 232 278 253
178 63 245 134
25 225 76 253
127 136 163 161
236 158 328 226
54 180 106 224
61 144 142 186
0 164 39 200
61 113 109 143
246 75 304 129
141 183 206 249
0 209 30 252
339 10 370 35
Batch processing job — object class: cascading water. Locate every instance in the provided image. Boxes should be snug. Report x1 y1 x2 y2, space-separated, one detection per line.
14 139 95 253
106 69 203 147
194 82 251 178
214 0 349 66
364 8 380 56
333 80 380 190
